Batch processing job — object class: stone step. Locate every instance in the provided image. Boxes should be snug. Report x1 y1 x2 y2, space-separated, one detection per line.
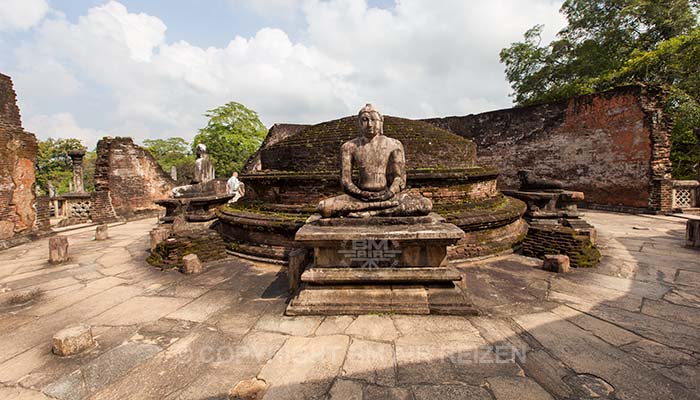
301 267 461 284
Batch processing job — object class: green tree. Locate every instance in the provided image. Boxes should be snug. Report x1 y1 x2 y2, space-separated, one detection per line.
36 138 90 195
500 0 700 178
192 102 267 178
142 137 195 184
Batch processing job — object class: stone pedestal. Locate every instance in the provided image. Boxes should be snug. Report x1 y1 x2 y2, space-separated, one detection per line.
502 189 584 220
155 193 233 223
49 236 69 264
286 213 476 315
95 224 108 240
687 219 700 248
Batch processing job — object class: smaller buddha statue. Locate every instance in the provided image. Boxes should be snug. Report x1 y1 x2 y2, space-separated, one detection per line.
192 144 215 184
517 170 565 192
318 104 432 218
172 144 216 198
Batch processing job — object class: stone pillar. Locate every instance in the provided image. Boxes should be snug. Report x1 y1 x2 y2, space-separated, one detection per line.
170 165 177 181
49 236 69 264
687 219 700 248
95 224 108 240
67 149 86 193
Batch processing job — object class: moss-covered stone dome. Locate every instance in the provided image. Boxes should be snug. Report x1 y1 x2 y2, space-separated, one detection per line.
260 116 476 172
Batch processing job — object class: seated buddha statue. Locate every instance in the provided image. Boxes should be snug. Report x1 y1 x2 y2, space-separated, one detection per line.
172 143 216 198
318 104 432 218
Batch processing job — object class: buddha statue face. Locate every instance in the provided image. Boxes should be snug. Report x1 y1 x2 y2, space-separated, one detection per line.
357 104 383 140
195 143 207 158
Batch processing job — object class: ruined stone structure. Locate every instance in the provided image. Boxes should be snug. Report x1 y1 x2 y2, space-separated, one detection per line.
218 114 526 263
425 85 672 213
92 137 175 221
0 73 48 249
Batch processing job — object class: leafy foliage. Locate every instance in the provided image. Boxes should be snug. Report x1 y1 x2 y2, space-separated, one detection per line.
142 137 195 184
500 0 700 178
36 138 93 195
192 102 267 178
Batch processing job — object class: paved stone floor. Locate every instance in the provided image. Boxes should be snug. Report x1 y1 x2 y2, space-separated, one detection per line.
0 211 698 400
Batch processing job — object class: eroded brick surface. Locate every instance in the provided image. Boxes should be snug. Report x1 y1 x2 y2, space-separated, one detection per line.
425 86 672 213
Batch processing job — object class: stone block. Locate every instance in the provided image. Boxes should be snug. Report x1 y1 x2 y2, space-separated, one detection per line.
49 236 69 264
228 377 267 400
686 219 700 248
149 228 170 251
95 224 108 240
52 324 95 356
288 248 310 293
543 254 571 273
182 254 203 274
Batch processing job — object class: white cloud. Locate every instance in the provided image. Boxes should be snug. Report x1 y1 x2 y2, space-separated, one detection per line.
0 0 50 31
25 113 106 149
8 0 567 147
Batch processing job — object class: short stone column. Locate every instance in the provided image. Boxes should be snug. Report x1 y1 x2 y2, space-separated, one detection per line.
49 236 69 264
150 227 170 250
687 219 700 248
288 248 310 293
543 254 571 273
95 224 109 240
52 324 95 356
170 165 177 181
182 254 203 274
67 149 86 193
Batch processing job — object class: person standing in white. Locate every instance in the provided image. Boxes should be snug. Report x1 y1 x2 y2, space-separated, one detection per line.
226 172 244 203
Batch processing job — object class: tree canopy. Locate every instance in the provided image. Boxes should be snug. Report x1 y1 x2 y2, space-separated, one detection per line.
142 137 195 184
36 138 93 195
192 102 267 178
500 0 700 179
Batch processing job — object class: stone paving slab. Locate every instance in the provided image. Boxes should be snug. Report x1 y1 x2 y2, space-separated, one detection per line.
0 213 697 399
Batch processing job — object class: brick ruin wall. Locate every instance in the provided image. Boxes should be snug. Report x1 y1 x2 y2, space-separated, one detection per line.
425 86 672 213
93 137 176 220
0 73 45 247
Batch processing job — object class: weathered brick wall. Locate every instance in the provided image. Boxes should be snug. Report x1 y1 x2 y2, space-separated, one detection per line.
0 74 39 245
425 86 672 213
93 137 176 219
0 73 21 129
521 225 601 268
34 195 51 231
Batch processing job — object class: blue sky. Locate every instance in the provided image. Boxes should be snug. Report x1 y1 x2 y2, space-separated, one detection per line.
1 0 565 149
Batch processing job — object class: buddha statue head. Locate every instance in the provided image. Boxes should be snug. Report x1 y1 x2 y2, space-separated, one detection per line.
357 103 383 140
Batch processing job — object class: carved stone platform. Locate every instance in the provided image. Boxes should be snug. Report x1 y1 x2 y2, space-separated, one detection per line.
286 213 477 315
155 193 233 223
502 190 584 220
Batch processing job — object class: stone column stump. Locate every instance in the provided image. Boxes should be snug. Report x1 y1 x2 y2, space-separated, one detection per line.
150 228 171 251
95 224 109 241
687 219 700 248
543 254 571 273
49 236 69 264
52 324 95 356
287 248 311 293
182 254 203 274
